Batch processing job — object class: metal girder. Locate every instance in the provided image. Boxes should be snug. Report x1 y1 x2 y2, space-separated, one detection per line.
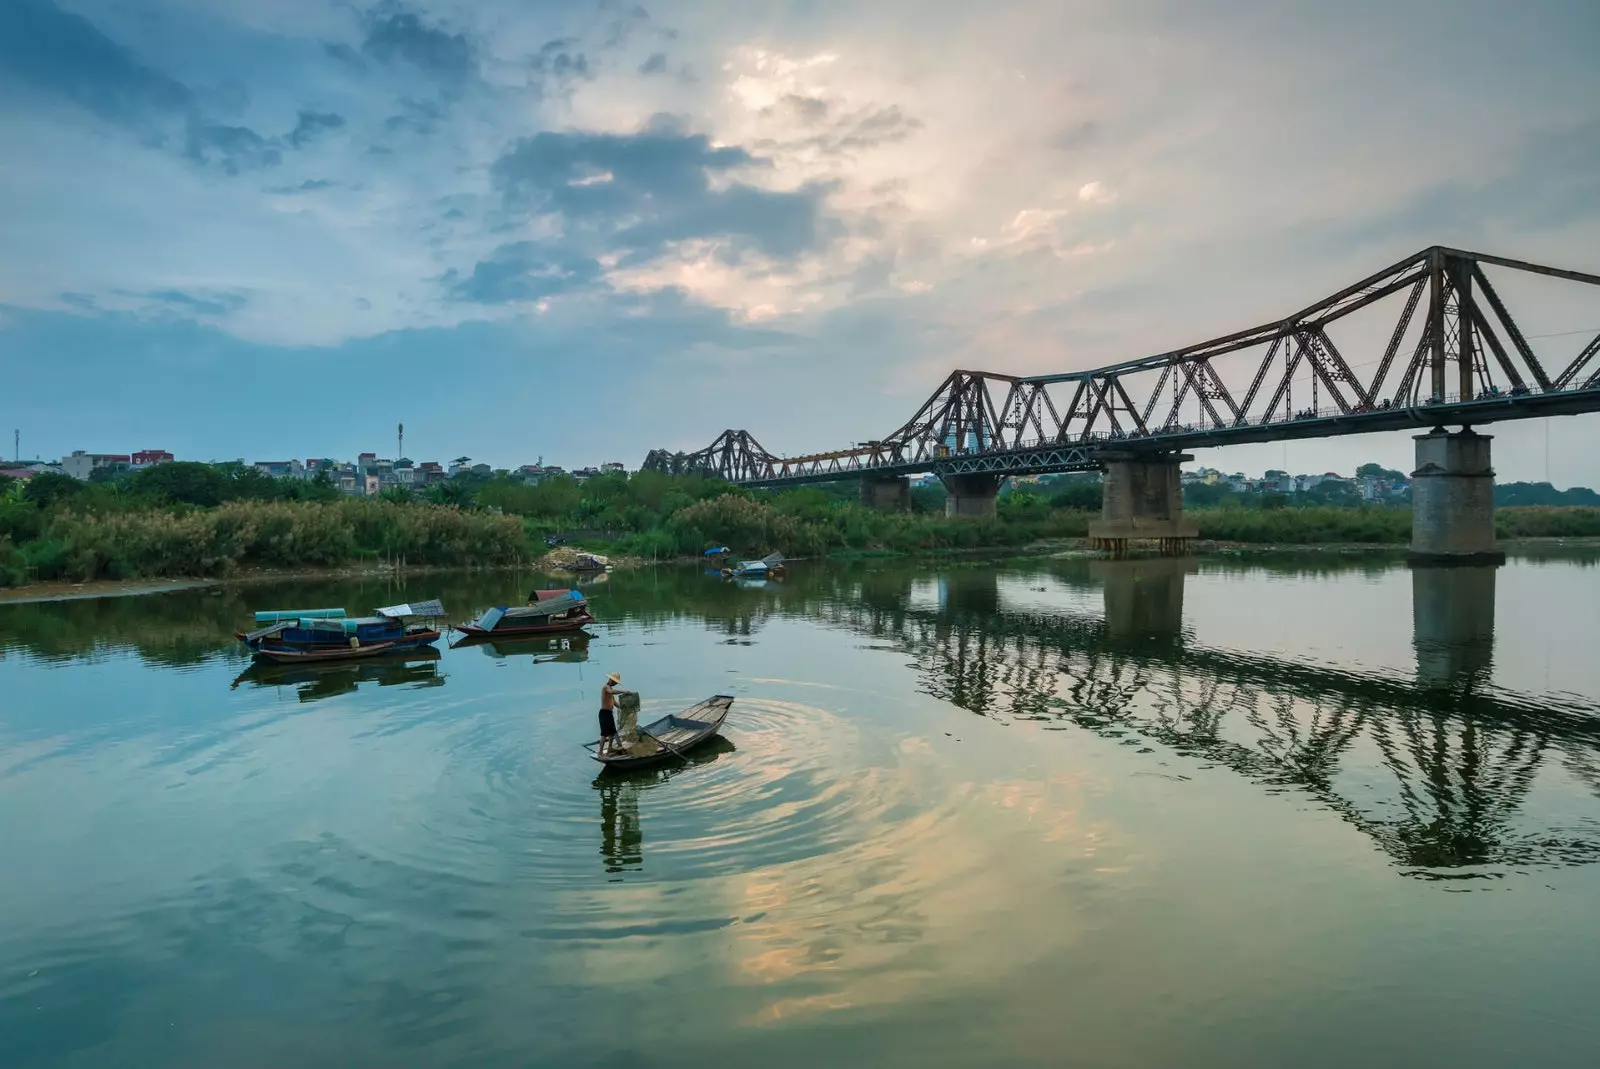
672 246 1600 486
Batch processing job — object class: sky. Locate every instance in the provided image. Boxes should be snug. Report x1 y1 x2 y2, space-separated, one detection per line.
2 0 1599 482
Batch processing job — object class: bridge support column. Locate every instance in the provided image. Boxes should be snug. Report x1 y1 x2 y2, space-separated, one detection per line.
859 474 911 512
1087 453 1197 557
939 473 1004 518
1409 429 1505 565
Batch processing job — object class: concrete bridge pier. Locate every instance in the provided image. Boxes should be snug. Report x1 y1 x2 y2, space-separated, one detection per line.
940 473 1005 518
860 474 911 511
1087 453 1198 557
1412 565 1496 687
1409 429 1506 565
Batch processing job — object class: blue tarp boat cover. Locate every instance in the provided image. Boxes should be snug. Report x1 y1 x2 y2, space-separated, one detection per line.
253 608 346 624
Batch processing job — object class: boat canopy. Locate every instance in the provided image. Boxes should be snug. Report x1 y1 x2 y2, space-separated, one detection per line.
466 589 587 631
374 599 446 619
252 608 346 624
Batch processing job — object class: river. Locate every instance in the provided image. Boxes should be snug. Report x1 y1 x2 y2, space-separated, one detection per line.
2 550 1599 1068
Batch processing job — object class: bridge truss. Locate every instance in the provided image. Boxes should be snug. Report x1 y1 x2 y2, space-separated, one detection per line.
661 247 1600 487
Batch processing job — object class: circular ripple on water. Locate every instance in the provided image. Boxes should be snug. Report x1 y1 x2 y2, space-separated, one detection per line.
383 693 942 890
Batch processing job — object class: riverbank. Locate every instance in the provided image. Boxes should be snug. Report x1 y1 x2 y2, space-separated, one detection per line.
6 481 1600 592
8 534 1600 604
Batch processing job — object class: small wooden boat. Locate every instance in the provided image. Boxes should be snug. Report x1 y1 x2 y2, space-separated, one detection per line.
453 588 595 640
585 695 734 770
721 551 786 579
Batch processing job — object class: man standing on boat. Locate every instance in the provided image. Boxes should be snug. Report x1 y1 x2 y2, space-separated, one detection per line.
599 673 622 755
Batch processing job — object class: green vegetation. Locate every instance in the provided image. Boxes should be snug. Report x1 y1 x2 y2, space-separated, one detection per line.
0 499 527 586
4 463 1600 587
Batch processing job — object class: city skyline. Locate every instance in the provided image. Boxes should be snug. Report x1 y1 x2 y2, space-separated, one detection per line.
3 1 1599 482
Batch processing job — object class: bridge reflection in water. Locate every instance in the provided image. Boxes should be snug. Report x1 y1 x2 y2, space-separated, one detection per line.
805 559 1600 878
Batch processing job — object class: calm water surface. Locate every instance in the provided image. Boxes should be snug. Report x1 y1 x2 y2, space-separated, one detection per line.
3 551 1600 1068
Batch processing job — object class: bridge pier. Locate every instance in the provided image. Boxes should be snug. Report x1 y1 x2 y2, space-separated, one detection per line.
940 473 1004 518
859 474 911 512
1409 429 1505 565
1087 453 1197 557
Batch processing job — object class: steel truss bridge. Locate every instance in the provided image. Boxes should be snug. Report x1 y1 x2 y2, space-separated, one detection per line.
657 247 1600 487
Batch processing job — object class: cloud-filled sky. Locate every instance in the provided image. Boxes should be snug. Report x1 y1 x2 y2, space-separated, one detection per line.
2 0 1599 481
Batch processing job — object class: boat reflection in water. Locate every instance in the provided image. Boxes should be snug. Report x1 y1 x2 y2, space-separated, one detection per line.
228 647 445 703
594 735 737 877
471 631 591 663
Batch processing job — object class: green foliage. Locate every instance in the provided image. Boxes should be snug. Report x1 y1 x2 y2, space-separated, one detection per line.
1496 482 1600 507
0 500 529 585
23 472 84 508
5 465 1600 589
1194 506 1410 544
131 461 229 506
1495 506 1600 538
1048 479 1104 511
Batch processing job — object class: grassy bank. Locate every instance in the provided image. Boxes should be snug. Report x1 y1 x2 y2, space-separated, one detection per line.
0 499 529 586
6 466 1600 587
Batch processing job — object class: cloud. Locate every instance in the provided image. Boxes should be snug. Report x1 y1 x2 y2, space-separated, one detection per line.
268 179 335 194
530 36 592 84
285 111 346 149
184 119 282 174
490 117 837 264
1077 181 1113 204
639 52 668 76
0 0 190 125
130 289 249 317
446 243 603 304
361 3 475 81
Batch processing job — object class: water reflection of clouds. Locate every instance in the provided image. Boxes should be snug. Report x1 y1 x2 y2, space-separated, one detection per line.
728 769 1118 1027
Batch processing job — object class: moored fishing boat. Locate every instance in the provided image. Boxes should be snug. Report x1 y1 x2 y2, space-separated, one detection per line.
236 600 445 662
452 588 595 642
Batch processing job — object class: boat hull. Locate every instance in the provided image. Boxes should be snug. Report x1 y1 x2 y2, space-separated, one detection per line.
238 628 441 660
253 641 404 664
452 612 595 640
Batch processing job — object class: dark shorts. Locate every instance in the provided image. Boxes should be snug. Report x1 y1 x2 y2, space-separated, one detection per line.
598 708 617 737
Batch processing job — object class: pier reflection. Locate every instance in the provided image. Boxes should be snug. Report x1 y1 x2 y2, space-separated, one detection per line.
1411 566 1496 687
804 559 1600 877
1091 557 1194 648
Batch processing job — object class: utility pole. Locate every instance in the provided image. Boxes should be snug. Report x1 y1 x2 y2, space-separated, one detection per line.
397 421 404 461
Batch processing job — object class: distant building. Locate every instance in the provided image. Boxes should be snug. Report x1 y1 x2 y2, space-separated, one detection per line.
130 449 174 469
62 451 132 480
253 459 307 479
601 461 626 475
